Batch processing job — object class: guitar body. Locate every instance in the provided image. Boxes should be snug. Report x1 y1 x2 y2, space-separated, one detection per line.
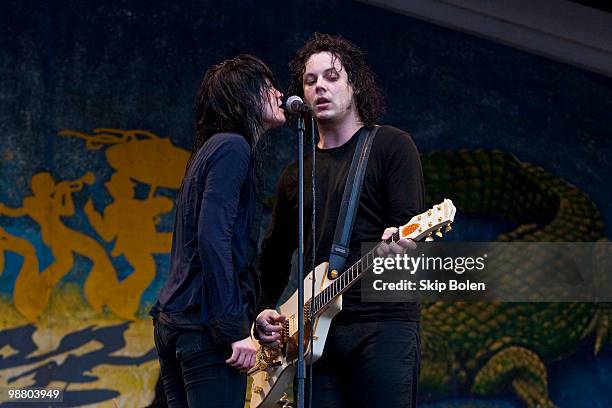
250 262 342 408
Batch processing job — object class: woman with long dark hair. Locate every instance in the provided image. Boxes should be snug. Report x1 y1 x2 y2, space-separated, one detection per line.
151 55 285 407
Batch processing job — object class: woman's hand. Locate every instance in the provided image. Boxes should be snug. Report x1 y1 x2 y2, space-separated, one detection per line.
226 336 258 372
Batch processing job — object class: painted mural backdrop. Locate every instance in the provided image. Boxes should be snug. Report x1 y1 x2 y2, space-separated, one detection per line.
0 128 187 406
2 0 611 407
1 130 610 407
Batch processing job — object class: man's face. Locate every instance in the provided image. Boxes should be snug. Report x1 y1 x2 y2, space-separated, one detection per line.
302 52 355 123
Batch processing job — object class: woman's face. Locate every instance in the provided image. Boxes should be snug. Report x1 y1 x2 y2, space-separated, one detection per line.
262 85 286 131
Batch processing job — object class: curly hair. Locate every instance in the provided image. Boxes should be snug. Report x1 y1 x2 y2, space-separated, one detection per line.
288 33 384 126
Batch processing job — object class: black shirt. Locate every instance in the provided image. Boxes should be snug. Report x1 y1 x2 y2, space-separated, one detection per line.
258 126 425 323
152 133 261 344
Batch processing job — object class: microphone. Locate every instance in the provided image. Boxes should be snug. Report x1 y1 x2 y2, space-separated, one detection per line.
285 95 312 114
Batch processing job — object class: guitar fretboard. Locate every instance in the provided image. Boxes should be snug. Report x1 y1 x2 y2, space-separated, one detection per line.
310 231 400 316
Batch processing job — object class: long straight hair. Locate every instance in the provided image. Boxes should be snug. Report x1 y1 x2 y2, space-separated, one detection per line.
185 54 278 175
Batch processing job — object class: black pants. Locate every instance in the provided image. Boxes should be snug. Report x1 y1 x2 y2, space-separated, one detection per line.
301 320 420 408
153 320 246 408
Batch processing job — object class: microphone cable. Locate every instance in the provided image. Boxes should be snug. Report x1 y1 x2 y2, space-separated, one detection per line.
308 115 316 408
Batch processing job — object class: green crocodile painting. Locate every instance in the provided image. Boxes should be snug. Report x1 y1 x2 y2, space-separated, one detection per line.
419 150 610 408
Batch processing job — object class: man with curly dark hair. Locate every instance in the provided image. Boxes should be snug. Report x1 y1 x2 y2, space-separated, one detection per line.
256 33 425 408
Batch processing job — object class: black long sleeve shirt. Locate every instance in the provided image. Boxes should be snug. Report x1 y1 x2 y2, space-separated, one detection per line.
153 133 261 344
258 126 424 323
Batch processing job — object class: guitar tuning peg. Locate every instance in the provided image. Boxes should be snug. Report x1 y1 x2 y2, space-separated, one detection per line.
445 224 452 233
425 233 434 242
435 228 443 238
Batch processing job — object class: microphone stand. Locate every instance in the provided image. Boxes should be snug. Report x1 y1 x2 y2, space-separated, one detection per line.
296 114 306 408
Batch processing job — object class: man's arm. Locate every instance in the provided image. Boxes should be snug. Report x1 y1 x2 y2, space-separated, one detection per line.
384 131 425 225
373 130 425 257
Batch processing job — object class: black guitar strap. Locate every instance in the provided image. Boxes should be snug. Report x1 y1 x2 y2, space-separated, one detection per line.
327 125 379 278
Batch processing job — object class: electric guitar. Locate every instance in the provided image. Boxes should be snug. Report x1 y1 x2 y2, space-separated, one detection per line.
249 199 456 408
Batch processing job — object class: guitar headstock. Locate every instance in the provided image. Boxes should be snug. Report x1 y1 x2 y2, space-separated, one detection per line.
398 198 456 242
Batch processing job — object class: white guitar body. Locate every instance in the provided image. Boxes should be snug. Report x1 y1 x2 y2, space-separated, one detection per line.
250 262 342 408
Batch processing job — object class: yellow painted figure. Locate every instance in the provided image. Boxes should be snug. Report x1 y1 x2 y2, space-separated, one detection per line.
85 172 173 317
0 172 125 320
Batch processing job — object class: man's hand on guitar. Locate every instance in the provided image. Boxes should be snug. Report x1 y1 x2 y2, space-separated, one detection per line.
226 336 257 372
255 309 286 348
376 227 416 257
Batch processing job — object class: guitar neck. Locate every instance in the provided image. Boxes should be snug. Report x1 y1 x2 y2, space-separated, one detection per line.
308 199 456 317
310 231 401 316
